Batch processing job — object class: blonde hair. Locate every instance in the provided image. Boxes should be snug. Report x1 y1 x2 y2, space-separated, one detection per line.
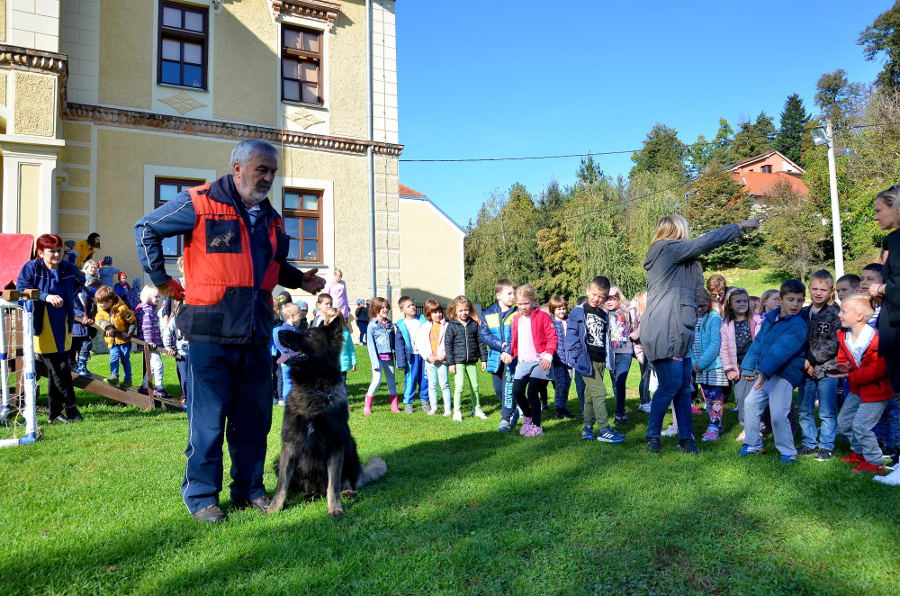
451 295 479 323
81 259 97 274
139 284 159 304
515 284 538 302
322 307 344 326
633 291 647 313
757 289 780 314
875 185 900 219
650 214 690 246
842 294 875 318
606 285 629 306
281 303 300 318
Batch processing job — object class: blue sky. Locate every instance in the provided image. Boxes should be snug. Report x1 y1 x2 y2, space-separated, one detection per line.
396 1 886 228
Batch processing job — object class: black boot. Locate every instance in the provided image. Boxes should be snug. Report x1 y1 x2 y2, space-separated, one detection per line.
679 437 699 454
68 407 84 422
647 437 661 453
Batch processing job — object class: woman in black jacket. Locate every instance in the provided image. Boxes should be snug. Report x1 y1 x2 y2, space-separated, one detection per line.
870 185 900 486
444 296 488 421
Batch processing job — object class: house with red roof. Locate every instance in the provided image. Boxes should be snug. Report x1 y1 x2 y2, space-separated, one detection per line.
727 150 809 197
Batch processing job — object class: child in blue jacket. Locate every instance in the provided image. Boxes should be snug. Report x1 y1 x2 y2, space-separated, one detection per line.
365 297 399 414
395 295 429 413
739 279 809 462
692 291 728 441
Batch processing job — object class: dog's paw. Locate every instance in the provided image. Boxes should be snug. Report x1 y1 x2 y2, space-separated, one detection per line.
327 506 345 517
341 489 357 499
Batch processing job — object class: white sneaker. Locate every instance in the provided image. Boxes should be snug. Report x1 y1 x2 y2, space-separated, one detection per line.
473 408 488 419
874 467 900 486
660 424 679 437
452 411 463 422
428 407 437 415
735 429 746 443
443 409 452 417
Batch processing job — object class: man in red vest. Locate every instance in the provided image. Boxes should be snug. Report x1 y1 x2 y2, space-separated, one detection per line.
135 139 325 522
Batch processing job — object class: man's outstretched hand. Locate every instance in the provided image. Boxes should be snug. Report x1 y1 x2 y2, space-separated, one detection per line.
300 268 326 294
158 279 186 301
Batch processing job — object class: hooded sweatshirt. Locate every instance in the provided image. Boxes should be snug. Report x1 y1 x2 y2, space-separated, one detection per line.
801 303 841 379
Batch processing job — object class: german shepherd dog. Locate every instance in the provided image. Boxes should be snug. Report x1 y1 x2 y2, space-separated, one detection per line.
267 317 387 516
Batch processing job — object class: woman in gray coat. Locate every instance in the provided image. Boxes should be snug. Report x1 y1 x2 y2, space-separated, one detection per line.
643 214 762 453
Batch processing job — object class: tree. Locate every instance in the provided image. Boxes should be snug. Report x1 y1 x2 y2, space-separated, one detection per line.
775 93 811 165
689 118 733 175
814 69 867 149
576 155 603 186
630 123 688 178
684 162 758 268
725 112 776 163
761 179 826 280
858 1 900 93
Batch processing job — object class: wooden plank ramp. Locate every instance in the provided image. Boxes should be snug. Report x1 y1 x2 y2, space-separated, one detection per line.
70 372 185 411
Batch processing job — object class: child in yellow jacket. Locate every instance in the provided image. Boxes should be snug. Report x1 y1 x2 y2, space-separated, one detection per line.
94 285 137 388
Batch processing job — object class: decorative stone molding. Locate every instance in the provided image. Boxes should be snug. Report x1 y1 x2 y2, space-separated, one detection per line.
271 0 341 25
64 103 403 157
0 44 68 109
285 107 325 130
159 92 208 115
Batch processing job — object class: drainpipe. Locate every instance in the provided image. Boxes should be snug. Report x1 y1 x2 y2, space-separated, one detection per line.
366 0 377 298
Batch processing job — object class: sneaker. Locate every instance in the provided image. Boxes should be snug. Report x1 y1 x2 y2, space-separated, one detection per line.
498 418 511 432
153 389 173 400
428 406 437 416
67 407 84 422
421 401 431 413
120 379 132 389
581 425 594 440
523 424 544 437
797 445 818 457
555 409 575 420
191 504 226 523
660 424 679 437
404 404 414 414
647 437 661 453
48 414 72 424
840 452 865 465
452 411 462 422
443 409 452 417
780 455 798 464
701 425 720 442
728 406 739 413
679 438 699 454
138 385 149 395
639 403 652 413
510 409 520 428
519 417 534 436
540 403 550 411
690 404 703 415
473 408 488 419
852 461 886 474
873 467 900 485
735 429 746 443
596 426 626 444
233 494 272 514
738 444 764 456
614 414 628 426
815 449 834 461
104 376 120 386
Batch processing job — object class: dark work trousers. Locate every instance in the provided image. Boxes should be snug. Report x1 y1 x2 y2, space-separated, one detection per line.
69 336 87 365
176 358 189 400
638 360 653 406
273 354 283 402
490 361 517 422
181 342 273 514
37 352 77 420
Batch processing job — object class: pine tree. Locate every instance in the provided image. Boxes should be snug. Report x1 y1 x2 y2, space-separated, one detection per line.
726 112 776 163
775 93 811 165
630 124 688 178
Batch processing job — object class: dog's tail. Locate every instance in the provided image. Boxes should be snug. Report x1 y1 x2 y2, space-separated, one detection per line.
355 457 387 489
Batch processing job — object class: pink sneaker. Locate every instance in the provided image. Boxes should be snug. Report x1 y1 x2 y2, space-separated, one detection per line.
690 404 703 415
524 424 544 437
519 417 533 436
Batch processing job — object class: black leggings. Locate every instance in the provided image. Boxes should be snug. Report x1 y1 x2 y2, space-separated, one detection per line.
513 376 549 428
37 352 77 420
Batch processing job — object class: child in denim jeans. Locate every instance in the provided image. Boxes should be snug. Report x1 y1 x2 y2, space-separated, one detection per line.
94 285 137 388
364 297 398 415
549 295 574 419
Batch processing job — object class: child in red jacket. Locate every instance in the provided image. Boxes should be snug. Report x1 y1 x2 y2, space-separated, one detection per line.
510 284 558 437
831 295 893 474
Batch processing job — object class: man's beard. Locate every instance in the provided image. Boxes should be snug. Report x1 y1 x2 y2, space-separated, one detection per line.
240 184 269 207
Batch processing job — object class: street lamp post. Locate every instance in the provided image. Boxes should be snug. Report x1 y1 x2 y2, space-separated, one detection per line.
811 119 844 278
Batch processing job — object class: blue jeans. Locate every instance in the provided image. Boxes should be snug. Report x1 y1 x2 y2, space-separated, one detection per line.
646 358 694 441
491 362 517 422
798 376 838 450
551 362 572 410
612 352 633 417
109 343 132 381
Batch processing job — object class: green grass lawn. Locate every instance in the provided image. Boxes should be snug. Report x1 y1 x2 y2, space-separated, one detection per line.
706 267 790 298
0 346 897 594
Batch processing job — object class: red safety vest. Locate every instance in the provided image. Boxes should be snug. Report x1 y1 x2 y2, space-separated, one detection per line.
183 183 282 306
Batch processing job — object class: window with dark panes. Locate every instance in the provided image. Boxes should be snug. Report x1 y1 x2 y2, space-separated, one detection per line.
155 177 204 258
283 189 322 263
158 1 208 89
281 25 323 105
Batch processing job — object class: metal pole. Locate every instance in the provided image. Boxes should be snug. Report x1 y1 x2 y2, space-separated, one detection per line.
366 0 377 299
20 299 37 443
826 119 844 278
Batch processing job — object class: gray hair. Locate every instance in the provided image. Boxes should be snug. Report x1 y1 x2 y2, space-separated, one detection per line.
230 139 278 168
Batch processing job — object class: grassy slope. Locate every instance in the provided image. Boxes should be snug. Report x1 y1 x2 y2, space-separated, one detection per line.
0 347 897 595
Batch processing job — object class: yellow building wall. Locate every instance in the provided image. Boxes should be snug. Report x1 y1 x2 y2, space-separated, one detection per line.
328 0 368 139
93 129 372 290
99 0 153 109
18 163 41 238
0 0 5 44
13 72 56 137
399 199 465 306
213 1 278 126
0 73 6 107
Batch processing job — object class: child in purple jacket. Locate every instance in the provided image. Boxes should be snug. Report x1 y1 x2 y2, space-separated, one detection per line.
138 285 173 399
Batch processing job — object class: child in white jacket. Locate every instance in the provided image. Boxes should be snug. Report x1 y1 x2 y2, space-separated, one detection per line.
417 299 452 416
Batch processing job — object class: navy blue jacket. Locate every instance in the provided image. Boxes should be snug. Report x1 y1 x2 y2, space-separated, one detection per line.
741 309 808 387
16 258 85 337
478 302 517 373
134 174 307 345
563 305 614 376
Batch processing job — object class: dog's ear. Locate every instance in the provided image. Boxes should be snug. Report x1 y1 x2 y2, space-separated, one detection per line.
324 316 344 341
278 329 304 352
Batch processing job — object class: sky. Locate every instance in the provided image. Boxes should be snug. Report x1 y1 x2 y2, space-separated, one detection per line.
395 1 887 228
